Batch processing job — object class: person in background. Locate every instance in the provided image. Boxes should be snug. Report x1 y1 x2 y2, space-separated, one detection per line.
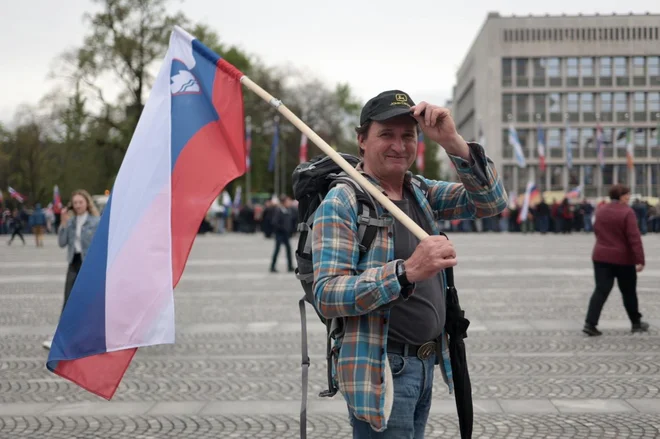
43 189 101 349
6 208 25 246
269 195 295 273
29 203 47 247
583 184 648 336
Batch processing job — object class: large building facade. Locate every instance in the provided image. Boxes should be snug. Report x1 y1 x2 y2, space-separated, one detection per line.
451 11 660 199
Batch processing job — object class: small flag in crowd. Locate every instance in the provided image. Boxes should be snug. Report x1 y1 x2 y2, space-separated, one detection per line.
8 186 25 203
416 132 425 172
299 132 308 164
517 181 539 224
566 185 582 199
46 25 247 400
536 123 546 172
53 185 61 207
508 124 526 168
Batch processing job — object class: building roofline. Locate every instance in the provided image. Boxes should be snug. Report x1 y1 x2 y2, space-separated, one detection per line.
491 11 660 19
455 12 497 77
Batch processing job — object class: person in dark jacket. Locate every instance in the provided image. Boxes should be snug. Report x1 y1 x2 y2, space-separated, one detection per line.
269 195 295 273
583 184 648 336
29 203 47 247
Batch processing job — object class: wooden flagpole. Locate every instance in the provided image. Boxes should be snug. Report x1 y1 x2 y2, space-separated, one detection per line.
239 76 429 241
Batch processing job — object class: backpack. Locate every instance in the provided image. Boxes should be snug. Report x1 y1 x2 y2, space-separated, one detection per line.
291 153 433 438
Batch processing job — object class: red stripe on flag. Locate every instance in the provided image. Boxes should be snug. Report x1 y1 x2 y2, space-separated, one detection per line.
53 349 137 400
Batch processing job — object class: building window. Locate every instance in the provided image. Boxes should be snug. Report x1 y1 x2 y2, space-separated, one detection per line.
581 57 594 76
548 93 563 122
580 93 594 112
533 58 546 86
650 56 660 75
614 128 627 148
614 57 627 76
581 128 594 157
649 92 660 123
633 57 646 80
516 59 528 86
502 166 514 190
502 58 512 87
516 94 529 122
584 164 595 185
602 164 614 185
549 93 562 122
600 57 612 86
547 58 561 86
567 58 579 86
650 56 660 86
565 93 577 111
581 57 595 86
635 129 646 146
502 94 513 121
581 93 595 122
547 128 561 148
614 92 628 121
600 92 612 112
533 94 546 121
550 166 563 188
614 57 628 85
634 92 646 121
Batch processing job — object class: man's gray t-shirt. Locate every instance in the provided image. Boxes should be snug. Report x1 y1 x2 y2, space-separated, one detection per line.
388 186 446 345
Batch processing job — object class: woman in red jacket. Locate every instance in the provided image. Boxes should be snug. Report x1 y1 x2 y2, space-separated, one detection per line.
583 184 648 336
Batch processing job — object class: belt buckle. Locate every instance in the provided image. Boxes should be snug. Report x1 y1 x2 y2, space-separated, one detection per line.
417 341 435 360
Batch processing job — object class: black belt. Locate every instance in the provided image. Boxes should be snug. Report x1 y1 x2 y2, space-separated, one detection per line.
387 339 437 360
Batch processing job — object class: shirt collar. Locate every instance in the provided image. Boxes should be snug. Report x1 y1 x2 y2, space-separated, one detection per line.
354 161 415 196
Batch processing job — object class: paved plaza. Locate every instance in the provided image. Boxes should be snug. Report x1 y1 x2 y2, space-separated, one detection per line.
1 231 660 438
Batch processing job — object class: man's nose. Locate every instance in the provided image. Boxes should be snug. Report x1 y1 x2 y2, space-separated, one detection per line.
391 137 406 152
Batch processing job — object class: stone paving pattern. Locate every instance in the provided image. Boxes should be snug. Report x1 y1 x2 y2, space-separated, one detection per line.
1 232 660 438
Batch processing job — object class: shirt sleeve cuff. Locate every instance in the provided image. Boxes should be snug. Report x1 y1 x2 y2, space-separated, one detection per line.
447 142 490 186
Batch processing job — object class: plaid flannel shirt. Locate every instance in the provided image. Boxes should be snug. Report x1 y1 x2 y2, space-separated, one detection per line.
311 142 508 432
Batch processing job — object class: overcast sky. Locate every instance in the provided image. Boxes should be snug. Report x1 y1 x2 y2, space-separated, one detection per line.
1 0 658 124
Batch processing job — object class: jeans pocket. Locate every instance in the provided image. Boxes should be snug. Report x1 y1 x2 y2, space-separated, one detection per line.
387 353 407 377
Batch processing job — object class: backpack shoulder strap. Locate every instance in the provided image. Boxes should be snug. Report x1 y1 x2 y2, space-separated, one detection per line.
329 175 392 253
410 175 440 221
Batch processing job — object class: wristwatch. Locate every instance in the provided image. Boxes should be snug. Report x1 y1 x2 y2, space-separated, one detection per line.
396 260 413 298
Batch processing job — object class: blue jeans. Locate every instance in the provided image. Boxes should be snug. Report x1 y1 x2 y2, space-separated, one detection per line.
350 352 435 438
583 214 593 232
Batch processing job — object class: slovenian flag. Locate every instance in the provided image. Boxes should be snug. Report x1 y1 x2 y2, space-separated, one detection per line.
46 25 247 399
508 124 526 168
8 186 25 203
53 185 61 207
517 182 539 224
566 185 583 199
537 123 546 172
299 132 308 164
416 132 425 172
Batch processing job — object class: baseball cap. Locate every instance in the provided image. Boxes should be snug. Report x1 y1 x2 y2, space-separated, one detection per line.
359 90 417 126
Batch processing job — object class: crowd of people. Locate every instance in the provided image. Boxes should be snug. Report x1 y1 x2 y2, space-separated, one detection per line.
429 196 658 235
2 202 59 246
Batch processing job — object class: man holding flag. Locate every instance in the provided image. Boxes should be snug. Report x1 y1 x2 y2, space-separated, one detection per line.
312 89 507 436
